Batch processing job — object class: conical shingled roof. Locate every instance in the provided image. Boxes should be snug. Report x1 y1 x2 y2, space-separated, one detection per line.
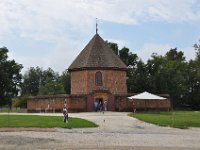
68 34 127 71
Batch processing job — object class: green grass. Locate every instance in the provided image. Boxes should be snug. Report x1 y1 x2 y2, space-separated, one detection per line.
0 108 27 113
129 111 200 129
0 115 98 128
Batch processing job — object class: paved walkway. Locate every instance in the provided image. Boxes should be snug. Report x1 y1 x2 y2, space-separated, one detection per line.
0 112 200 150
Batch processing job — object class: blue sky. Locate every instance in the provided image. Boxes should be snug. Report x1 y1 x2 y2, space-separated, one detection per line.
0 0 200 74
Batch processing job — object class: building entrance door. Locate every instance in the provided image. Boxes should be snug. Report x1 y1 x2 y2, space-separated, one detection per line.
94 98 103 112
92 92 115 112
98 98 103 111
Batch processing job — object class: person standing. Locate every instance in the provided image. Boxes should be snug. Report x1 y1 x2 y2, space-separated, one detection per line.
94 100 98 112
132 101 136 113
63 102 68 123
99 101 102 112
104 100 108 111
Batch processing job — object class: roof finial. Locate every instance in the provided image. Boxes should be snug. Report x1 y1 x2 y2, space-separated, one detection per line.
96 18 98 34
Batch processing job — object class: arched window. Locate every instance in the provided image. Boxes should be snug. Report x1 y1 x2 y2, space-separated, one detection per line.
95 71 102 86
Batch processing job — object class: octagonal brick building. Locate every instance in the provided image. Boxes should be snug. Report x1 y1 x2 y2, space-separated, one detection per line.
68 33 127 111
27 33 170 112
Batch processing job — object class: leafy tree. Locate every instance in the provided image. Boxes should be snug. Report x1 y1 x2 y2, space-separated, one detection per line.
130 60 149 93
185 60 200 109
146 49 187 108
41 68 58 86
108 42 119 55
21 67 42 95
12 95 28 108
39 78 65 95
108 41 200 109
194 40 200 60
39 68 65 95
119 47 129 65
166 48 185 61
184 40 200 109
147 54 168 94
22 67 67 95
0 47 23 106
60 70 71 94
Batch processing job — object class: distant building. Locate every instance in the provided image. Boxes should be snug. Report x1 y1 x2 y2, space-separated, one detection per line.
27 33 170 112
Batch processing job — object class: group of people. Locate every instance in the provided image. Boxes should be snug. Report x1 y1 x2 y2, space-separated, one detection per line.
94 100 108 112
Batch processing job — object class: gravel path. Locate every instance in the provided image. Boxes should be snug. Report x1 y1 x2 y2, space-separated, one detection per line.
0 112 200 150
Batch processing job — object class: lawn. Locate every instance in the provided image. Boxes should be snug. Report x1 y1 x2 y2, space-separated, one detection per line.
129 111 200 129
0 108 27 113
0 115 98 128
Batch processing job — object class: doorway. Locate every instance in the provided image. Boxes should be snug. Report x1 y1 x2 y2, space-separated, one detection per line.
94 98 103 112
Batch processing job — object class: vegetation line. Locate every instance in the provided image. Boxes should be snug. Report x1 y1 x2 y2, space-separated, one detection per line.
129 111 200 129
0 115 98 129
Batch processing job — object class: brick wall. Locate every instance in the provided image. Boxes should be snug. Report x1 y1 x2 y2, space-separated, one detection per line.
70 70 127 95
70 70 88 94
27 94 171 112
27 94 87 112
27 95 66 112
69 95 87 112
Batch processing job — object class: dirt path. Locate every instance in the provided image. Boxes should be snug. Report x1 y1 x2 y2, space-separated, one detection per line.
0 112 200 150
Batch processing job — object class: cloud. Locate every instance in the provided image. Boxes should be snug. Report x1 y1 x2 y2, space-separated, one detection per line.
47 37 79 73
135 43 196 62
135 43 172 62
8 51 49 73
1 0 200 36
1 0 200 38
7 36 79 74
1 0 199 73
181 47 196 61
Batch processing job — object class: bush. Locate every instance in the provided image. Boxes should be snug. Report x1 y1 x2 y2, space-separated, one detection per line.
12 95 28 108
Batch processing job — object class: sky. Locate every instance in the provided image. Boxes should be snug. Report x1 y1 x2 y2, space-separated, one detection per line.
1 0 200 74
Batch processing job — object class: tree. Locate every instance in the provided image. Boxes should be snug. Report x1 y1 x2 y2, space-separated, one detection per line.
21 67 68 95
12 95 28 108
109 41 200 109
184 40 200 109
194 40 200 60
147 54 168 94
0 47 23 106
108 42 119 55
130 60 149 93
21 67 42 95
60 70 71 94
185 60 200 109
39 79 65 95
146 49 187 108
166 48 185 61
119 47 129 65
38 68 65 95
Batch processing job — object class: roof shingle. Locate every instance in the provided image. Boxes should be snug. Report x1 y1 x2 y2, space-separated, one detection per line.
68 34 127 71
